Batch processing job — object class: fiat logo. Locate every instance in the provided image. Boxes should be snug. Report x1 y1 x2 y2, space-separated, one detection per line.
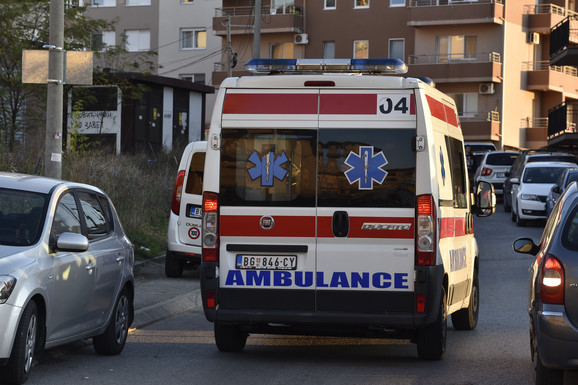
260 216 275 230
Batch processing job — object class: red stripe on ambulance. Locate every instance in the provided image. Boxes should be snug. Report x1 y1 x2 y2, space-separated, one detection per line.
426 95 459 128
220 215 316 237
319 94 377 114
223 93 318 114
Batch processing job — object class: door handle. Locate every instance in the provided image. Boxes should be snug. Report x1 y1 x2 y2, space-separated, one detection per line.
116 256 125 263
332 211 349 238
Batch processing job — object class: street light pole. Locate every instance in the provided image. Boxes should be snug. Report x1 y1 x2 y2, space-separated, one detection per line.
44 0 64 179
253 0 261 59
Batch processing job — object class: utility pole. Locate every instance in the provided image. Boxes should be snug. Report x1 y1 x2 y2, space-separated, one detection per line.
253 0 261 59
227 15 232 77
45 0 64 179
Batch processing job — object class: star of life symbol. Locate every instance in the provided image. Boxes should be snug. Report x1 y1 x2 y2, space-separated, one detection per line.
344 146 388 190
247 150 289 186
439 146 446 186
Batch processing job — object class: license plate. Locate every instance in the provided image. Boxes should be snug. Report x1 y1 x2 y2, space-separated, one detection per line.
188 205 202 218
236 255 297 270
496 172 506 178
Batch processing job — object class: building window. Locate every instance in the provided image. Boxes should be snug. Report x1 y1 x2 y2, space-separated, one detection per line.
447 93 478 118
323 41 335 59
271 43 295 58
437 35 477 63
88 0 116 6
180 73 206 85
91 31 115 51
355 0 369 8
389 38 404 61
180 29 207 50
390 0 405 6
271 0 296 14
354 40 368 58
125 0 151 5
124 30 150 52
324 0 336 9
181 0 194 3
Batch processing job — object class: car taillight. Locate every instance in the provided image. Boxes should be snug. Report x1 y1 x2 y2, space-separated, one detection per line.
171 170 186 215
202 192 219 262
540 255 564 304
481 167 492 177
416 194 436 266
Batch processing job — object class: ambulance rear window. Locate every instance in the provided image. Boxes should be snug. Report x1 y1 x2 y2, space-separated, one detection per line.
220 129 316 207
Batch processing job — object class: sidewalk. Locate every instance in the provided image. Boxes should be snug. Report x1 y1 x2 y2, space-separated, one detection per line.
132 258 202 329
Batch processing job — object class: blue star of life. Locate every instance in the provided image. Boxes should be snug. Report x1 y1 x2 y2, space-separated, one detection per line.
248 150 289 186
344 146 388 190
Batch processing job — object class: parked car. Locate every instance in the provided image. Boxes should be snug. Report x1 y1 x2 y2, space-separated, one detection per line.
465 142 496 184
0 173 134 385
473 150 519 195
511 161 576 226
546 167 578 216
465 141 497 153
513 181 578 385
503 150 578 212
166 141 206 277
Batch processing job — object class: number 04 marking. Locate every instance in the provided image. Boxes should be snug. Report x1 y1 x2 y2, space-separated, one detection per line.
377 95 414 116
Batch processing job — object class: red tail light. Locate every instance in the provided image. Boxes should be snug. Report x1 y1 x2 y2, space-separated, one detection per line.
416 194 436 266
171 170 186 215
206 290 216 308
202 192 219 262
540 255 564 304
481 167 492 176
416 294 426 313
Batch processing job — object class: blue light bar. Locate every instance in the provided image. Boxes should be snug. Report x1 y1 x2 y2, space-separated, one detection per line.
245 58 408 74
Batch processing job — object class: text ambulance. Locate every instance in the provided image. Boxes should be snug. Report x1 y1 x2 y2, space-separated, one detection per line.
200 58 495 360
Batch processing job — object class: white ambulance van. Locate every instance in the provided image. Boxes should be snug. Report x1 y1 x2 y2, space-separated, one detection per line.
200 58 495 360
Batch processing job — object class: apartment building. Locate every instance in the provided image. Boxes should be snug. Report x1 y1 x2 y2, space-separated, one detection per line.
212 0 578 151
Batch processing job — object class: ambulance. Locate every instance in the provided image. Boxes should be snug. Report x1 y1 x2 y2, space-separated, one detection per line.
199 58 495 360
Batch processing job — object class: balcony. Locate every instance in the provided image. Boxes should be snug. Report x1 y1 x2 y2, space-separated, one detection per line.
461 111 501 142
550 14 578 66
525 4 565 34
407 52 502 83
522 117 549 148
407 0 504 27
213 5 304 36
524 61 578 97
548 101 578 147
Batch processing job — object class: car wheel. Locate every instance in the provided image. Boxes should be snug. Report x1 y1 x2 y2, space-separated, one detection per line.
535 352 563 385
451 269 479 330
214 323 248 352
2 301 38 385
165 253 184 278
516 207 526 227
417 287 447 360
511 207 516 222
93 287 131 356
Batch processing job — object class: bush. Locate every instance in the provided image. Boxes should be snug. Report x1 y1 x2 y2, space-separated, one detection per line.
0 144 181 260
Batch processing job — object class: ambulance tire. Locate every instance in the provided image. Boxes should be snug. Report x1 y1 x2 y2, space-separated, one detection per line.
214 323 247 352
451 269 479 330
417 287 447 360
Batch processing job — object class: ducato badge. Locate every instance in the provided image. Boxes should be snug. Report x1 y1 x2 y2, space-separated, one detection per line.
260 216 275 230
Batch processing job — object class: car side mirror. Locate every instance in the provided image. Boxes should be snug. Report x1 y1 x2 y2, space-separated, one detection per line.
552 185 561 194
55 232 89 252
473 181 495 217
510 177 520 184
512 237 540 256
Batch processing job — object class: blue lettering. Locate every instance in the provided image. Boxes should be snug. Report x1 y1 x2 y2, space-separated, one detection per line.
274 271 292 286
372 272 392 289
295 271 314 287
394 273 409 289
316 272 329 287
449 247 468 272
246 270 271 286
330 272 350 288
225 270 244 286
351 272 370 288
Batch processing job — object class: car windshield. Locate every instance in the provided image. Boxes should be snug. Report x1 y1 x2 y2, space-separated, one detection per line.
0 188 48 246
523 167 569 184
486 153 519 166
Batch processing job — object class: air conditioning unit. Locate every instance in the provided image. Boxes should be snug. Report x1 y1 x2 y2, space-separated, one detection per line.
479 83 495 95
527 32 540 45
294 33 309 45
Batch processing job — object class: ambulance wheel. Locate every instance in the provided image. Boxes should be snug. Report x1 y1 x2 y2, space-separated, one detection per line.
417 287 447 360
165 253 184 278
451 269 479 330
214 323 247 352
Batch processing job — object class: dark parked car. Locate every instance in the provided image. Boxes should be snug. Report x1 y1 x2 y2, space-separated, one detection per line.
513 181 578 385
546 167 578 216
503 150 578 212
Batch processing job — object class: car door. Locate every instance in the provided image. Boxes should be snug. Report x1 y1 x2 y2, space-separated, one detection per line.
47 191 96 341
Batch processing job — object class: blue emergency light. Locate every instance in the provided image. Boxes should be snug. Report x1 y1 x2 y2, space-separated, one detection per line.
245 58 408 75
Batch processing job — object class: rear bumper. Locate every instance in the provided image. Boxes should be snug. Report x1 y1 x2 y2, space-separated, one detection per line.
535 308 578 369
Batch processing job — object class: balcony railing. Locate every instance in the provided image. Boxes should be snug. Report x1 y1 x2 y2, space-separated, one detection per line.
409 0 502 6
523 60 578 77
216 5 303 17
521 117 548 129
551 15 578 57
408 51 501 65
548 101 578 138
523 3 564 16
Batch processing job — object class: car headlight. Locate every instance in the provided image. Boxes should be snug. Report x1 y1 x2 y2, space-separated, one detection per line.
521 193 539 201
0 276 17 304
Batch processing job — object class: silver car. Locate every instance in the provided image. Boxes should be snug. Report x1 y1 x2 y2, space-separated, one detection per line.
0 173 134 384
513 181 578 385
473 150 519 195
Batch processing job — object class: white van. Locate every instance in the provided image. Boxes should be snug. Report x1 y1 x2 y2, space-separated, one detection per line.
199 59 495 360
